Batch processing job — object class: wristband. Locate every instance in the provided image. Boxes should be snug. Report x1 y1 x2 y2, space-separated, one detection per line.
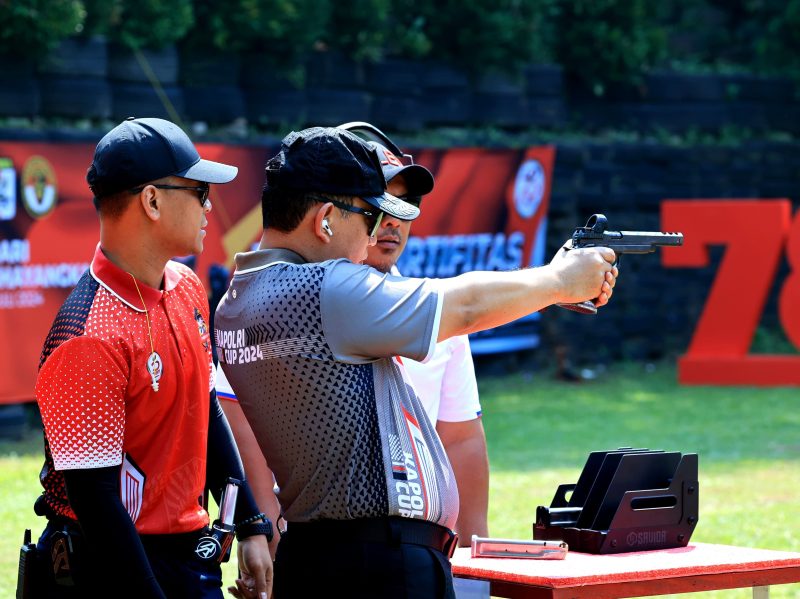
236 519 273 542
236 512 266 527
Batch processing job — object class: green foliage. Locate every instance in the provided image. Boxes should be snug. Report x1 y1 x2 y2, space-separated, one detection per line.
422 0 558 76
755 0 800 79
186 0 328 84
326 0 390 62
660 0 800 80
231 0 329 55
186 0 326 56
0 0 84 58
554 0 667 95
384 0 433 59
4 0 800 89
180 0 239 52
78 0 115 37
109 0 195 50
659 0 752 68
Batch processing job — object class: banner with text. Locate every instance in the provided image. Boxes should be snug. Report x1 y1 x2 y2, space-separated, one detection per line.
0 140 553 403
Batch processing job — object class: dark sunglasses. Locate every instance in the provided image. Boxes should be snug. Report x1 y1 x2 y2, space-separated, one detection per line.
130 184 210 208
399 195 422 209
313 195 385 237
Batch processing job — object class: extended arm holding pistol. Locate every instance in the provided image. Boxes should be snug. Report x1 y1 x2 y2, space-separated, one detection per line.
557 214 683 314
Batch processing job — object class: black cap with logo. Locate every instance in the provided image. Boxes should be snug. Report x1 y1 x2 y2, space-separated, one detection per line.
265 127 420 221
87 117 238 198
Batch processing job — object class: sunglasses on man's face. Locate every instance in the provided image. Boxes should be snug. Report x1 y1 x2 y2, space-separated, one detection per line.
130 184 210 208
315 196 385 238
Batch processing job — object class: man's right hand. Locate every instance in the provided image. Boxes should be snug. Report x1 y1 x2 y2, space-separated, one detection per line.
549 244 618 307
438 242 620 341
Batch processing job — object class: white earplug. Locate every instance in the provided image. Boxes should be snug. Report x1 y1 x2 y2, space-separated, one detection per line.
322 219 333 237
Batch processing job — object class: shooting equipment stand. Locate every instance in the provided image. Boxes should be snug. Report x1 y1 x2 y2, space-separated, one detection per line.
534 448 698 554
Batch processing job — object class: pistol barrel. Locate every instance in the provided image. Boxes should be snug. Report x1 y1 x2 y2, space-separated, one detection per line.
618 231 684 246
573 231 683 253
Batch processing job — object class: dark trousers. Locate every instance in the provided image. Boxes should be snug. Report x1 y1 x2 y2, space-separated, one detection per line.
35 520 223 599
274 518 457 599
141 533 224 599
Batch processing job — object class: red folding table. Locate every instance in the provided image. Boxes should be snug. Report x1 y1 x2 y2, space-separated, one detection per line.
451 542 800 598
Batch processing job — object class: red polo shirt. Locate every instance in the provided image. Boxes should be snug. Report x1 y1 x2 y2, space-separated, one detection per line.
37 244 214 534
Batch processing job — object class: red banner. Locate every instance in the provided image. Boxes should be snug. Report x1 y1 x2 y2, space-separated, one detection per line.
0 141 554 403
399 147 554 277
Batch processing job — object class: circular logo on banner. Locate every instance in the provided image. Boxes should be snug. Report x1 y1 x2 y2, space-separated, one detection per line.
21 156 58 218
513 159 546 219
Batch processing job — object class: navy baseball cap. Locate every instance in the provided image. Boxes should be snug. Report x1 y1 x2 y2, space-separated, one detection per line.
87 117 238 198
367 141 434 199
265 127 420 221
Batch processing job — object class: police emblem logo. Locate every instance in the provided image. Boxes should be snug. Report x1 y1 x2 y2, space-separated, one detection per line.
194 307 210 351
21 156 58 218
194 307 208 336
147 351 163 392
513 159 545 220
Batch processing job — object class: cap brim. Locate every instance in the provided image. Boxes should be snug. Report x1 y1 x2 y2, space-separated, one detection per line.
364 192 421 220
177 158 238 184
382 163 434 197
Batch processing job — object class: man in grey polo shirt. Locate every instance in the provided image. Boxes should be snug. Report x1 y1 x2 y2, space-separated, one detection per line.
340 122 490 547
214 126 617 598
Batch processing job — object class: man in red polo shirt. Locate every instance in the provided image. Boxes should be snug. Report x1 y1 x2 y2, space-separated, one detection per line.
32 118 272 599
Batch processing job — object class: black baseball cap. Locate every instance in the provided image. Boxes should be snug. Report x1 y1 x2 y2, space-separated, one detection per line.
367 141 434 199
87 117 238 198
265 127 420 221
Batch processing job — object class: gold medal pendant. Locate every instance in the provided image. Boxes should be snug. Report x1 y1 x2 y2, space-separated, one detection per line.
147 351 163 392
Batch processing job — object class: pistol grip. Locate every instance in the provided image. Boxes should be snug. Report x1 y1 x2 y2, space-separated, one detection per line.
555 301 598 315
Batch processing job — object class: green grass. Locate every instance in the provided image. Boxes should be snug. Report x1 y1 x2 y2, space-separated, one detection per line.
0 431 45 598
2 363 799 597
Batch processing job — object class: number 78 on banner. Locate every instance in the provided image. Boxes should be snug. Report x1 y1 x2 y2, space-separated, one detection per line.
662 199 800 386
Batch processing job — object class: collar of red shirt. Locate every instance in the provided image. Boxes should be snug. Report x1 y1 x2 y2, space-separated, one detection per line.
89 243 183 312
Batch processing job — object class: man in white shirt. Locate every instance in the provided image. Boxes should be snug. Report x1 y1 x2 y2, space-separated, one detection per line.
356 131 489 546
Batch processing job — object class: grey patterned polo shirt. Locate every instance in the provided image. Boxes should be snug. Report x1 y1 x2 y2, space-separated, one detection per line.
214 248 458 529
